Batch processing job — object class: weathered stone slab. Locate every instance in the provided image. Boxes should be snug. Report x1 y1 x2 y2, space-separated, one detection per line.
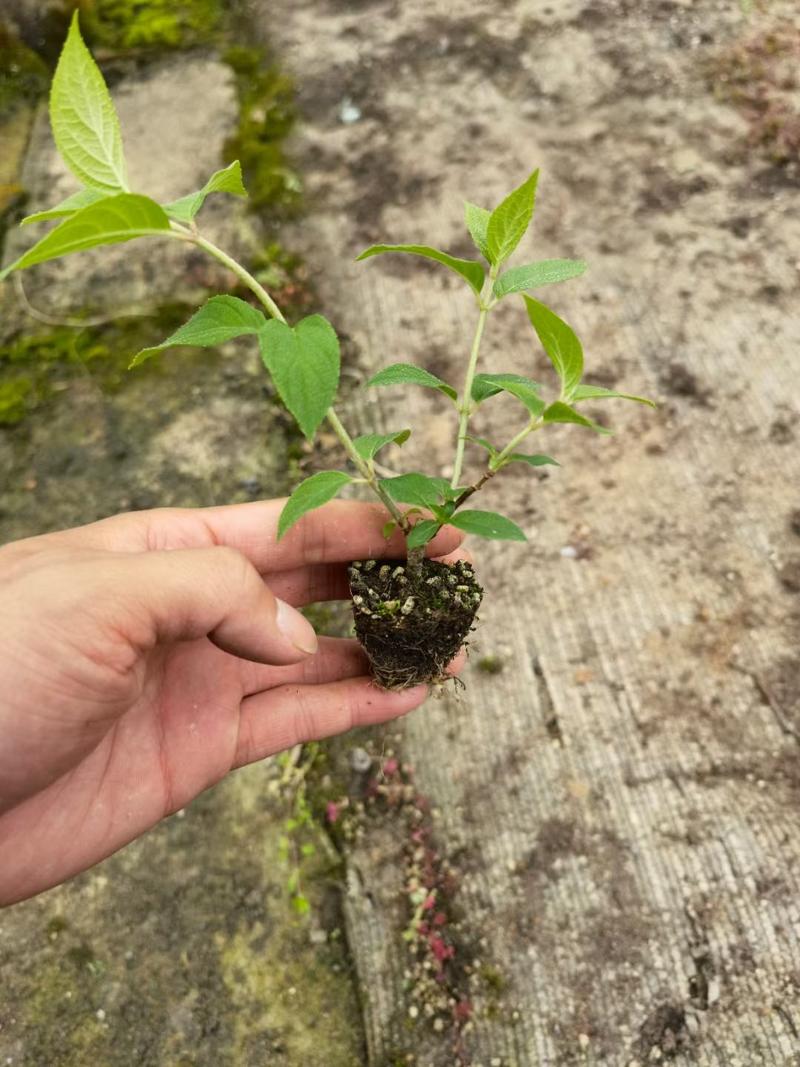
3 55 251 316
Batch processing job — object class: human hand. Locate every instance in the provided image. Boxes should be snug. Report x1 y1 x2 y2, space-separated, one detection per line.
0 500 463 905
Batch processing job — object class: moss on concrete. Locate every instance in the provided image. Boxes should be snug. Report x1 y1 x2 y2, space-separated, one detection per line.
0 304 198 426
78 0 223 53
223 46 302 216
0 7 368 1061
0 768 365 1066
0 24 49 115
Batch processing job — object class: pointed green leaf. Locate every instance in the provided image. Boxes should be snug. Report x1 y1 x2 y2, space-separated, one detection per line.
428 503 455 524
486 170 539 266
471 372 541 405
471 373 545 418
366 363 457 401
0 194 171 281
353 429 411 462
464 202 491 261
450 510 527 541
572 384 655 407
379 473 451 508
493 259 587 299
507 453 560 467
50 13 128 192
357 244 484 296
523 295 584 397
466 435 499 459
130 295 265 367
381 520 398 540
543 401 611 434
21 187 108 225
259 314 340 440
163 161 248 223
406 519 441 550
278 471 353 540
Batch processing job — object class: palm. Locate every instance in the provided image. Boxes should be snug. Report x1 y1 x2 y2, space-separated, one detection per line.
0 499 462 905
89 639 249 827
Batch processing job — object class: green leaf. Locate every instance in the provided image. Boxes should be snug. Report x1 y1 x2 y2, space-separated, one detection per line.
50 12 128 192
464 202 491 261
471 372 541 405
523 295 584 397
21 187 108 225
543 401 611 434
278 471 353 539
406 519 441 550
466 435 498 459
353 429 411 462
259 314 340 440
471 373 545 418
450 510 527 541
130 295 265 367
381 520 397 540
507 453 560 467
486 170 539 266
0 194 171 282
357 244 484 296
163 160 248 223
291 894 310 916
379 473 451 508
572 384 655 407
366 363 457 402
493 259 587 299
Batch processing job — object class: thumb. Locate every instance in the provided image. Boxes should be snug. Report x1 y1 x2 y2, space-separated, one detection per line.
117 546 318 665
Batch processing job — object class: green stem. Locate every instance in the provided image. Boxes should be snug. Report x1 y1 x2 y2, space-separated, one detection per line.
450 417 544 511
180 223 409 531
180 226 287 323
450 270 496 490
325 408 409 531
492 416 543 468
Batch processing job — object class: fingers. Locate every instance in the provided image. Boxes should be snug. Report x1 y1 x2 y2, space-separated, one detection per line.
267 562 352 606
111 546 318 665
238 636 368 696
234 677 429 767
42 500 463 573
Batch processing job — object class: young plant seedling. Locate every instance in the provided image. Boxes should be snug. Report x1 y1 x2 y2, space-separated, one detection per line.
1 15 654 688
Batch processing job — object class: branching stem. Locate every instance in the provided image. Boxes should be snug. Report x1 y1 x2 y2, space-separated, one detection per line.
179 223 409 534
450 270 496 490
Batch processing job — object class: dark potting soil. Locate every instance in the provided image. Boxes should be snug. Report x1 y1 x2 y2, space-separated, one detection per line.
348 557 483 690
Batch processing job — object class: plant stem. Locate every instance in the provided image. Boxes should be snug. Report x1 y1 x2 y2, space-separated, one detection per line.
182 223 410 535
450 417 544 510
189 231 287 323
450 270 496 490
492 417 543 467
326 409 409 531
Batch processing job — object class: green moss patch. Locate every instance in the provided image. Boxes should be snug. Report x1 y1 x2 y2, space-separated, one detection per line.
76 0 223 53
223 46 302 216
0 305 195 427
0 25 49 116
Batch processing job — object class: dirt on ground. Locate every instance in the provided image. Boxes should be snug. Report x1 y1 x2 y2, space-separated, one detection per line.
2 0 800 1064
255 0 800 1063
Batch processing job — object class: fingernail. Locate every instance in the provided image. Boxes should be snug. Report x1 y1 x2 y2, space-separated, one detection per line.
275 598 318 655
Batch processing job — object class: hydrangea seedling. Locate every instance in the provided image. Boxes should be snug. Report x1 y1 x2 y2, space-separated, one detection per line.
1 15 654 686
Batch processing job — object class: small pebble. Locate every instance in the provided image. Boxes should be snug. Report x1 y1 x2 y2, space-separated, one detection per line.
349 747 372 774
339 98 362 124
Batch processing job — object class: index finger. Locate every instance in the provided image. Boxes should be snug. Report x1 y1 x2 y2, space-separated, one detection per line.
44 499 464 573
